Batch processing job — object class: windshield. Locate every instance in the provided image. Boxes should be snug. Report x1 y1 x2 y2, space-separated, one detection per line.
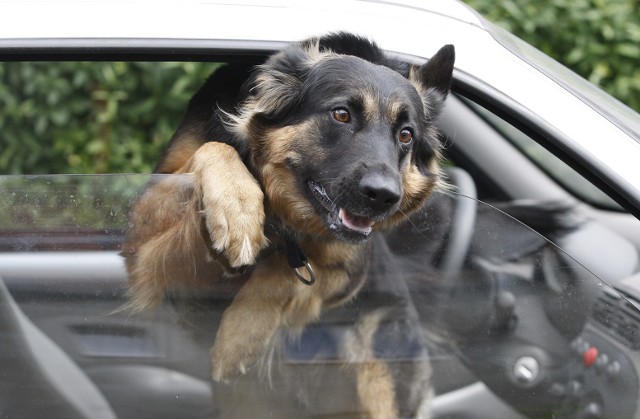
1 174 638 418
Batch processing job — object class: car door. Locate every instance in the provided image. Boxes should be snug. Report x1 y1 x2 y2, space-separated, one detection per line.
2 52 640 418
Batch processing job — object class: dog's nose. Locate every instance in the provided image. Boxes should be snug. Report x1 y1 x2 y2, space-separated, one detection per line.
359 171 401 211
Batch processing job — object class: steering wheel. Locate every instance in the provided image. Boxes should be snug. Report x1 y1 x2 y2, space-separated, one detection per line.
384 166 478 281
438 167 477 277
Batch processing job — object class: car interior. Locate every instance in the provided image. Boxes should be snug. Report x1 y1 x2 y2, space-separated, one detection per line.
1 50 639 418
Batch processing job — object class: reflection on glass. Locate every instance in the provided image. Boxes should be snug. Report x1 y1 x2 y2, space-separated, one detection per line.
0 174 638 418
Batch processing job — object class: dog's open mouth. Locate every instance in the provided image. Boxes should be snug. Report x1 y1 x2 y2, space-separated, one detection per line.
338 208 375 234
308 179 375 240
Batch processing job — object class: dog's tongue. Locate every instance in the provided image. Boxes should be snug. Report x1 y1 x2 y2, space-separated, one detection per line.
339 208 375 234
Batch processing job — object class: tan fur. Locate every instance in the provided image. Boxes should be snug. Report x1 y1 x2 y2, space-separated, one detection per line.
123 174 207 310
210 246 361 380
343 309 399 419
187 142 268 267
123 142 269 312
385 100 407 126
361 91 381 122
252 122 333 237
301 38 338 67
156 133 206 173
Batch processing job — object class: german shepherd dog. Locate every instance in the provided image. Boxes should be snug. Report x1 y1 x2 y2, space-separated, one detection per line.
123 32 455 417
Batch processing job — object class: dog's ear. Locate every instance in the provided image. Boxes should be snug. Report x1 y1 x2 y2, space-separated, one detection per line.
408 45 455 177
252 46 309 122
225 46 310 140
409 44 455 119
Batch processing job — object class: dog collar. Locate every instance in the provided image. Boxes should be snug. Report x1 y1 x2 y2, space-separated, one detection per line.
285 237 316 286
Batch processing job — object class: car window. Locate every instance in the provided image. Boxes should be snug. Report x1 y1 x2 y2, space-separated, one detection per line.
1 173 639 418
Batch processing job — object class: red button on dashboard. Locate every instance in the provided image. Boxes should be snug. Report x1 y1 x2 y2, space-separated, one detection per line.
583 346 598 368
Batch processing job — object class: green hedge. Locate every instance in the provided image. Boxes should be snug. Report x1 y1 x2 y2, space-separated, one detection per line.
0 62 217 174
464 0 640 112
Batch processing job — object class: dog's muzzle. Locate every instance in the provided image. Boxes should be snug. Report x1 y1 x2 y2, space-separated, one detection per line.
308 176 400 241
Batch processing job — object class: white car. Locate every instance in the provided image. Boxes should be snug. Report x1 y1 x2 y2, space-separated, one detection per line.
1 1 639 418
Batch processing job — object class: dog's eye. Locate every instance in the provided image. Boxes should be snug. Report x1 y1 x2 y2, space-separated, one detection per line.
399 128 413 144
332 108 351 123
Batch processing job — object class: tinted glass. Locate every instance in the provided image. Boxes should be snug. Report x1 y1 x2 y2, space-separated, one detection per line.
1 174 638 418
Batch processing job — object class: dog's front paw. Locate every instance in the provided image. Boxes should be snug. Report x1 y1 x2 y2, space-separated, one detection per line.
202 183 269 268
192 142 269 267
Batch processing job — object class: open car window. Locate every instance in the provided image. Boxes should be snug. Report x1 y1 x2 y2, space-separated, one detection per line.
0 61 219 174
1 173 638 418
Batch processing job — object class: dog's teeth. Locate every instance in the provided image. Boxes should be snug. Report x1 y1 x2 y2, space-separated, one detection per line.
338 208 374 234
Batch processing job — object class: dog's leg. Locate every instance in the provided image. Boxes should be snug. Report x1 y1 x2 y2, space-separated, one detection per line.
210 257 290 381
210 254 345 381
188 142 269 268
124 142 268 309
343 309 399 419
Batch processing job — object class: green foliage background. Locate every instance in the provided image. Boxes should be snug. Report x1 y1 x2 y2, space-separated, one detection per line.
1 0 639 175
464 0 640 112
0 62 218 174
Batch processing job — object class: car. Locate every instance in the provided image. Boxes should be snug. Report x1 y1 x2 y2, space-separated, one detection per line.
1 0 639 418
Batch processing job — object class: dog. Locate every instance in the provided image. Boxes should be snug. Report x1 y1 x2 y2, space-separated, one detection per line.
122 32 455 417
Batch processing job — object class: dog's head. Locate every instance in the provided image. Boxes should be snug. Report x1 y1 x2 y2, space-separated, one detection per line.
228 33 455 243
